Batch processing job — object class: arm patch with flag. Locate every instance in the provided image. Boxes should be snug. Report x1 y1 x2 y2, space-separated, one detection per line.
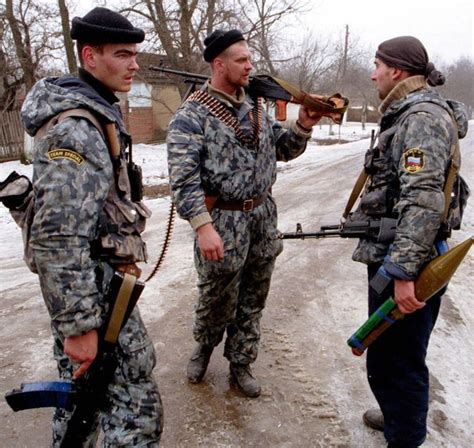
403 148 425 173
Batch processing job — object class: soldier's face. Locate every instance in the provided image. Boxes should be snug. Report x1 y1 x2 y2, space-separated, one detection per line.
371 58 397 100
86 43 139 93
219 41 253 89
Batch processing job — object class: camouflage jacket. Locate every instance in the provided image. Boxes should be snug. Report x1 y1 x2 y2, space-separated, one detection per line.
166 83 312 230
21 75 149 338
352 76 469 279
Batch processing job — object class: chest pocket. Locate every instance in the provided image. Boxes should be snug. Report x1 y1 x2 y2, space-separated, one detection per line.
99 158 151 264
360 127 399 217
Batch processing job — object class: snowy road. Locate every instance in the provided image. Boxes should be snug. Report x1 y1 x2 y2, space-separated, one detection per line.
0 123 472 447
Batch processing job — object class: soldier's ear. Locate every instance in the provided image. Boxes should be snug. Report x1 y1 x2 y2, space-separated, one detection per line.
82 45 97 69
213 57 225 73
392 67 407 82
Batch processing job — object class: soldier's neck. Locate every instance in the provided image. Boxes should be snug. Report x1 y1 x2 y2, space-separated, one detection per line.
79 68 119 105
379 75 427 114
208 80 245 108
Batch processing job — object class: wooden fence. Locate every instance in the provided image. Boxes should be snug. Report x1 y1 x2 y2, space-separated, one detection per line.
0 110 24 162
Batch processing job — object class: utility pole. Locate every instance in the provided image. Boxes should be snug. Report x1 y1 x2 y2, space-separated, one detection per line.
342 24 349 79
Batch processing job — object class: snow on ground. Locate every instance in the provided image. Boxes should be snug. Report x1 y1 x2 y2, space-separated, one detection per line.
0 121 472 447
0 122 378 293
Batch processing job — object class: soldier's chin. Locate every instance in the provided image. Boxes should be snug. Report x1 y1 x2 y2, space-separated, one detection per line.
117 84 133 93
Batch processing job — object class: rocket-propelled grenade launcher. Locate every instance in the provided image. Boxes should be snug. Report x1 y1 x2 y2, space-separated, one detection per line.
347 237 473 355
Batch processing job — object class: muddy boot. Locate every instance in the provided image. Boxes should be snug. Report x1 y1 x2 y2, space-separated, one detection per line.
363 408 384 432
229 363 261 398
186 344 213 383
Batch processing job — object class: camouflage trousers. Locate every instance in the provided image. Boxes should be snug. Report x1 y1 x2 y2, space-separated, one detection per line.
193 202 283 365
51 308 163 447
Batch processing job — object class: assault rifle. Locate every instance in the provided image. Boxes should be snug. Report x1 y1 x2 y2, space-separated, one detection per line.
150 66 349 124
280 217 397 242
5 272 144 447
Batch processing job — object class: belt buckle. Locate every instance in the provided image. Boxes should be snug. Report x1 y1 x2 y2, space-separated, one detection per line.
242 199 254 212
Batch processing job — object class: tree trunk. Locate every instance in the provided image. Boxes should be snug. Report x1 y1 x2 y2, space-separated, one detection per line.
58 0 77 74
5 0 36 91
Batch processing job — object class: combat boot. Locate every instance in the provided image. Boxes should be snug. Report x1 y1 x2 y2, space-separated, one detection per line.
186 344 213 383
363 408 384 432
229 363 261 398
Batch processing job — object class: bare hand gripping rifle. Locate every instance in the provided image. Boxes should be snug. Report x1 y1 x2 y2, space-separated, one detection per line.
5 271 145 447
149 66 349 124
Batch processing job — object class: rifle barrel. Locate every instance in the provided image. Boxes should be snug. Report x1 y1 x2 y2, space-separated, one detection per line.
149 67 292 102
280 231 342 239
149 66 208 82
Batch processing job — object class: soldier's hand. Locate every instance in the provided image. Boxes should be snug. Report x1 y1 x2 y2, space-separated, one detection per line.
64 329 99 379
297 96 323 129
196 223 224 261
394 279 425 314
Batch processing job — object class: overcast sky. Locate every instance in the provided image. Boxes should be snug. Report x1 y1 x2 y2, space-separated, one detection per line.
72 0 473 65
300 0 473 65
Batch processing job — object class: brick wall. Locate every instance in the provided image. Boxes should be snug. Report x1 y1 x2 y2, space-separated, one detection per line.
122 106 154 144
120 83 182 144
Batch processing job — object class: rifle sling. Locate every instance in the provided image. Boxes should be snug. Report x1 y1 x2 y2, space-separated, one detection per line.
342 168 368 220
271 76 348 115
342 137 459 223
104 272 137 344
442 133 460 222
35 108 121 162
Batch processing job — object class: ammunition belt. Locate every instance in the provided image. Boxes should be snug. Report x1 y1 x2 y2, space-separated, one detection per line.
186 90 262 147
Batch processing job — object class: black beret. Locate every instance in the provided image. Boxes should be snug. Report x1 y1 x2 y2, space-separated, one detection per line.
375 36 445 86
203 29 245 62
70 7 145 44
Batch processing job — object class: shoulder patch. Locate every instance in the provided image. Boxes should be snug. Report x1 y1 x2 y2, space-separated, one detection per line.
403 148 425 173
48 148 84 165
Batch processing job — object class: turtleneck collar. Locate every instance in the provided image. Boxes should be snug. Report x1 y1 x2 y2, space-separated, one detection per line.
379 75 427 114
207 81 246 108
79 68 120 105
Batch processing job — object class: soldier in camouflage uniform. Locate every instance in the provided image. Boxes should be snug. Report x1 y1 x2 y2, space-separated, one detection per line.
351 36 468 447
20 8 163 446
166 29 322 397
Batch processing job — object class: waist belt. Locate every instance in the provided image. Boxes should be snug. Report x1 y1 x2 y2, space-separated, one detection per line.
213 193 268 212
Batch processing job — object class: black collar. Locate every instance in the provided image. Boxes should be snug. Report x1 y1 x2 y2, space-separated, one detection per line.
79 68 119 105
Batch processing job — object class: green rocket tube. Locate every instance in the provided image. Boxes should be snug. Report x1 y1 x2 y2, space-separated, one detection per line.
348 237 473 356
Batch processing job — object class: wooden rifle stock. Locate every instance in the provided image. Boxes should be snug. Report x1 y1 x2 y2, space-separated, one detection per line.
275 100 288 121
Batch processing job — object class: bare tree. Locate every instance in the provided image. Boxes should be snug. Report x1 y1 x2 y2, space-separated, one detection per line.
0 13 23 111
120 0 235 73
279 34 339 91
119 0 307 76
58 0 77 74
5 0 35 90
1 0 65 110
439 56 474 117
235 0 309 74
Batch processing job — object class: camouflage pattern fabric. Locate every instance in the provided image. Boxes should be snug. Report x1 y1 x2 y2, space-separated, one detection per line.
352 80 469 279
51 304 163 447
194 201 282 364
21 76 162 445
167 83 311 364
